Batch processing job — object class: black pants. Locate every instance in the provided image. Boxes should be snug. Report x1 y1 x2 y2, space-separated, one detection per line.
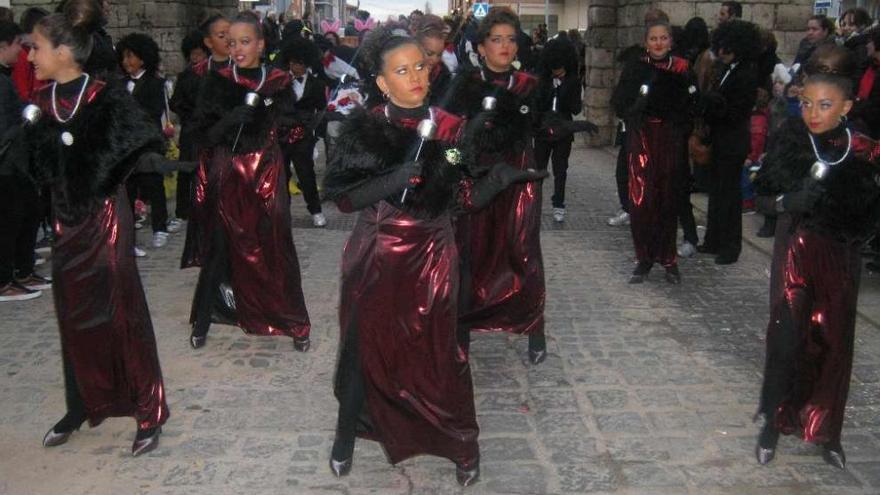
704 127 748 259
62 350 87 419
332 312 366 459
175 172 193 220
191 225 232 337
534 137 573 209
282 140 322 215
0 176 41 284
676 153 698 246
615 143 630 213
126 172 168 233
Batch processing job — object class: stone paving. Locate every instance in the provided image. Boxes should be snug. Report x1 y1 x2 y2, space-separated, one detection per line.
1 144 880 495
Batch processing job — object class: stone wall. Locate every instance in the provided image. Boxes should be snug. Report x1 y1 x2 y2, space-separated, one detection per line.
10 0 238 75
584 0 815 146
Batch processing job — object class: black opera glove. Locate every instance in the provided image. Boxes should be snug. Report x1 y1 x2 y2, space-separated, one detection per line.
344 160 423 210
466 162 548 210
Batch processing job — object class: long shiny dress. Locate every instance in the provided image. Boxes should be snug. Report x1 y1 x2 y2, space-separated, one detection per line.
180 57 230 269
754 120 880 446
611 55 693 268
446 67 546 338
189 66 310 339
325 104 480 467
27 77 169 429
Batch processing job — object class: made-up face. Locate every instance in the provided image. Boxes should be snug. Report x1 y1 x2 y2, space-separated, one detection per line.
228 22 265 69
204 19 231 59
645 25 671 60
375 43 429 109
28 28 75 81
419 35 445 69
800 80 852 135
478 23 518 72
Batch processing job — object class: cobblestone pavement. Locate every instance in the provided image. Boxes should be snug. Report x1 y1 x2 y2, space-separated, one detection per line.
2 144 879 495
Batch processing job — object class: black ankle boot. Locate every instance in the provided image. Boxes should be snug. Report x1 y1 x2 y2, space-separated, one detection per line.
455 458 480 486
132 426 161 457
664 265 681 284
528 333 546 365
755 422 779 465
330 436 355 477
190 325 207 349
629 261 652 284
42 411 87 447
822 442 846 469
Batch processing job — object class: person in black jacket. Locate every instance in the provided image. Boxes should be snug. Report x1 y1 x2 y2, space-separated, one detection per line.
117 32 172 250
0 20 49 302
697 20 759 264
168 31 208 222
277 36 328 227
535 37 584 223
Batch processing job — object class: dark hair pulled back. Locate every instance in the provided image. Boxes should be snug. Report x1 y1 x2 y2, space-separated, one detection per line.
35 0 101 68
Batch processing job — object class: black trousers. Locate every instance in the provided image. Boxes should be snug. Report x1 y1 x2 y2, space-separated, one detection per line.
676 150 698 246
282 139 322 215
534 137 573 209
126 172 168 233
175 172 193 220
615 143 630 213
62 349 87 418
703 126 748 258
0 176 41 284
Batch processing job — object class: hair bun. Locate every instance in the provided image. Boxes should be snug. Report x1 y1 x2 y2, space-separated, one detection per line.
62 0 103 33
804 44 855 79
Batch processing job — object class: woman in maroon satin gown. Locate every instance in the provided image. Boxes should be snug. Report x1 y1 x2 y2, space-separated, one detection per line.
753 46 880 469
187 14 311 350
611 21 694 284
444 7 548 365
324 25 545 486
24 8 169 456
179 13 231 269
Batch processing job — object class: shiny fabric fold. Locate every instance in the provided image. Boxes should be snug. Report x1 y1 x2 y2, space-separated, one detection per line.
626 118 683 266
337 202 479 465
194 141 311 338
53 187 169 430
763 228 861 445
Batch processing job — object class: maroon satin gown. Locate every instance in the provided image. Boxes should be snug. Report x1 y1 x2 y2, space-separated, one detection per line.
34 81 169 429
457 71 546 337
760 132 880 445
192 67 311 339
181 57 228 269
335 107 479 466
626 56 690 267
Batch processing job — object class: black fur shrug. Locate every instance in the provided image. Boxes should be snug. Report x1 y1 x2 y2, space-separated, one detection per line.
25 81 165 224
611 58 695 126
754 119 880 242
443 67 537 176
192 68 292 154
323 107 464 219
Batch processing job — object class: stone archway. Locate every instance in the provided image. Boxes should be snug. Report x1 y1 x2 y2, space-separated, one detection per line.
583 0 815 146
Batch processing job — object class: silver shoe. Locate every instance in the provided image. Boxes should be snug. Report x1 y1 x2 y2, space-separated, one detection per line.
330 457 352 477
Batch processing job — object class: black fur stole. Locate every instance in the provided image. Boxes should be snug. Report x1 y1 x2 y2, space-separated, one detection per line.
443 67 536 176
25 83 165 224
755 119 880 242
323 108 463 219
193 69 291 154
612 59 692 125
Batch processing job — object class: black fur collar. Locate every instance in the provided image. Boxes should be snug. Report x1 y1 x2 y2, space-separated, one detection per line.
324 107 463 219
25 82 165 224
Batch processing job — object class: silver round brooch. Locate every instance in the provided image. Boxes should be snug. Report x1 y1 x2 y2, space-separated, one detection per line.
61 131 74 146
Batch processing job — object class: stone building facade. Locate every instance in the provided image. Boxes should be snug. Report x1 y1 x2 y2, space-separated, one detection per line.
584 0 815 145
10 0 238 74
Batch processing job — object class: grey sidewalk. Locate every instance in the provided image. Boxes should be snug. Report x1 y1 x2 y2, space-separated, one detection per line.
1 144 879 495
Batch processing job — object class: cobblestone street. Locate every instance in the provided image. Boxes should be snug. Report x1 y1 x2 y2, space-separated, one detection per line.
1 144 879 495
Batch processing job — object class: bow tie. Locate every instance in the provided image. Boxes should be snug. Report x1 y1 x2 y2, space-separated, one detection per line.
294 76 305 84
